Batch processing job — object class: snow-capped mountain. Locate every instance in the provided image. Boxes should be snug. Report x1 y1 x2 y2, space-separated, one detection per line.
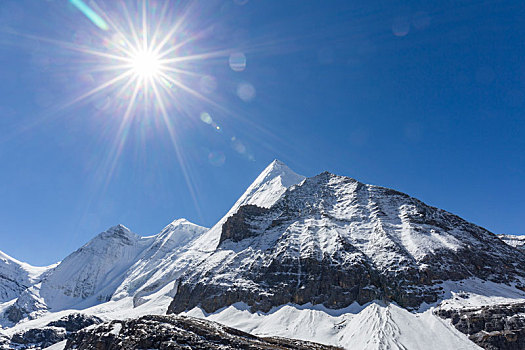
168 171 525 315
187 159 306 253
0 251 54 303
1 159 303 328
3 220 208 324
3 160 525 350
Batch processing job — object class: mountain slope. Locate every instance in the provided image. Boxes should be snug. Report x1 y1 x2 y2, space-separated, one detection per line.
169 171 525 314
187 159 306 253
0 251 54 303
1 160 304 326
39 225 150 309
3 221 209 323
112 219 208 305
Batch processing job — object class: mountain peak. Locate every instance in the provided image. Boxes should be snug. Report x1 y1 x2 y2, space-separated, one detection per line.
169 169 525 315
167 218 197 227
259 159 303 187
243 160 305 208
108 224 130 232
184 160 305 253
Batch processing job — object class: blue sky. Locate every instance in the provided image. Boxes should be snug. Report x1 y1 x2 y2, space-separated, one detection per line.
0 0 523 265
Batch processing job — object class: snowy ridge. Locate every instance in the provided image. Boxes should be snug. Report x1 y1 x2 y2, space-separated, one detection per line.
2 220 209 325
0 250 55 304
112 219 208 305
187 159 306 253
498 234 525 252
184 301 479 350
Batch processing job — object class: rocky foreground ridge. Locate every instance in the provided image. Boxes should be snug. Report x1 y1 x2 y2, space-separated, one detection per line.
64 314 342 350
436 302 525 350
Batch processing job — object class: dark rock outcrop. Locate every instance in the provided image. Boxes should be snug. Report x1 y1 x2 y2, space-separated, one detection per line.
7 313 103 349
64 314 341 350
47 312 103 332
168 172 525 314
435 302 525 349
10 327 67 348
219 204 270 245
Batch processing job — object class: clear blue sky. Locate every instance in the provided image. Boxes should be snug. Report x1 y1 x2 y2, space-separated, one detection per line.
0 0 523 265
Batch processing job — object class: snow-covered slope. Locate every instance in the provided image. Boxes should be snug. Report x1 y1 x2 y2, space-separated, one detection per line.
38 225 150 310
112 219 208 305
2 220 209 324
0 251 54 303
184 301 479 350
498 234 525 252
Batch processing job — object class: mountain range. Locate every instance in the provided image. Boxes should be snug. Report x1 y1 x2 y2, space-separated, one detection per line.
1 160 525 350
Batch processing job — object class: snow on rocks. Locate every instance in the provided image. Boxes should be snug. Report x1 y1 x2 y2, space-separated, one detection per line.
169 170 525 314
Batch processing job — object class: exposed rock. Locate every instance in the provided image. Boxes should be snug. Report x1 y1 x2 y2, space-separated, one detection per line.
6 313 103 349
435 302 525 349
11 326 66 348
169 172 525 314
5 304 24 323
64 314 341 350
219 204 271 245
46 312 102 332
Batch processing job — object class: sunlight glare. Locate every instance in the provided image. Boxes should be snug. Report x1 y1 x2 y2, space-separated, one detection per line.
130 50 162 78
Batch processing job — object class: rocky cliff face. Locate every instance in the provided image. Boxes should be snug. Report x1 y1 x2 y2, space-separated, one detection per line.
169 172 525 314
64 314 342 350
436 302 525 350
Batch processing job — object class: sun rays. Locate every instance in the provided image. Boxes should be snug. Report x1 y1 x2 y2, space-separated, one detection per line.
64 0 229 216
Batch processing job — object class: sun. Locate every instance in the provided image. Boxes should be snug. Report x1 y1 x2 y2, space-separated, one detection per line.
129 50 162 79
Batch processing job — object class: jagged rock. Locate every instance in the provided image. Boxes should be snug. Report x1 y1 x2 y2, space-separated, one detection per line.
169 172 525 314
6 313 103 349
435 302 525 349
11 326 66 348
5 304 24 323
47 312 103 332
219 204 270 245
0 335 10 350
5 286 48 323
64 314 342 350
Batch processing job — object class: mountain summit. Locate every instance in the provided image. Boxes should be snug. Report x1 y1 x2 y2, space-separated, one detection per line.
169 170 525 314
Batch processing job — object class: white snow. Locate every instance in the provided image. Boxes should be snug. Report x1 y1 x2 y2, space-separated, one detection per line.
43 339 67 350
498 234 525 249
0 250 56 304
184 301 480 350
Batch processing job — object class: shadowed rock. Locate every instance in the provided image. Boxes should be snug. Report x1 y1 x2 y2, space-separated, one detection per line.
64 314 342 350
